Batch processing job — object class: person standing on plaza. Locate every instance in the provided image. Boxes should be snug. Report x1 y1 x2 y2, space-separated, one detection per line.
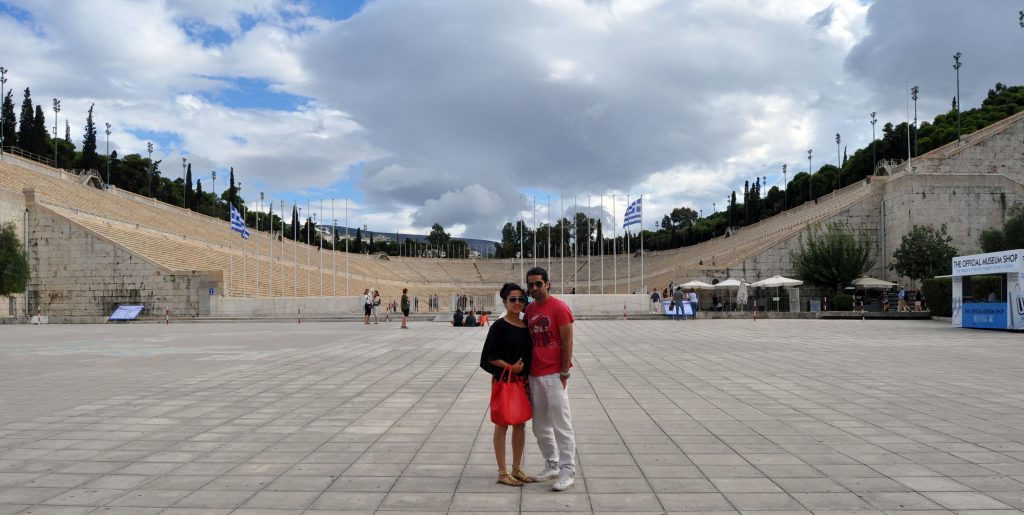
898 287 908 312
524 266 577 491
672 286 685 320
687 289 699 319
362 288 372 325
650 288 661 314
371 290 381 324
400 288 411 329
480 282 534 487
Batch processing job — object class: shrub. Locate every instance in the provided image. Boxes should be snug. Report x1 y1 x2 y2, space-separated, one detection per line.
921 277 952 317
833 294 854 311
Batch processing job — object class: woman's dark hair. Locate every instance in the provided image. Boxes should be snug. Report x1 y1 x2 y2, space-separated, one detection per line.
500 282 525 300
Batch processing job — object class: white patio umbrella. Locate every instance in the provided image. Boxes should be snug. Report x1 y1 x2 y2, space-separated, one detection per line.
679 280 714 289
750 275 804 288
713 278 746 310
851 276 896 289
751 276 803 311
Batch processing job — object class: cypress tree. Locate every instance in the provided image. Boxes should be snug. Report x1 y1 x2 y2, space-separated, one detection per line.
17 87 33 153
290 204 299 240
33 105 48 157
79 103 99 170
228 167 236 209
1 90 16 148
185 163 193 210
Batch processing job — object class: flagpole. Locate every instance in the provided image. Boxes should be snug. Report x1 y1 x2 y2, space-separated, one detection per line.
229 241 233 297
613 194 617 294
345 199 349 295
600 195 604 293
532 195 537 268
587 195 591 294
572 195 577 294
280 201 284 298
319 199 323 296
242 203 247 297
519 195 524 281
256 196 260 296
547 195 551 276
293 203 298 297
306 199 310 296
559 195 564 294
640 195 644 293
268 199 273 296
626 194 630 295
332 199 336 297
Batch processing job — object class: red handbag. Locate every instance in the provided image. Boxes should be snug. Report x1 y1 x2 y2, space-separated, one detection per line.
490 367 532 425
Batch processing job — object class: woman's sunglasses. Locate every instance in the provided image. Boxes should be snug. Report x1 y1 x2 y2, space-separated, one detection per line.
506 296 527 303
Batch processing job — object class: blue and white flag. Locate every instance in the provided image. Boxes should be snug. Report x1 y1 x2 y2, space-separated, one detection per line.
230 205 250 239
623 197 642 229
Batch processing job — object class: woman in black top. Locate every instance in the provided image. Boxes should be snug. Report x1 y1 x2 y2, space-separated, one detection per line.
480 282 534 487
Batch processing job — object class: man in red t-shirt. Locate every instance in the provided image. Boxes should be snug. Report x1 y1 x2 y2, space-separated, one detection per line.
525 266 577 491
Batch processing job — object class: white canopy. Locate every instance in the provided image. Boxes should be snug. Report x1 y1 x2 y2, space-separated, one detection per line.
751 275 803 288
851 276 896 289
714 278 746 288
679 280 714 289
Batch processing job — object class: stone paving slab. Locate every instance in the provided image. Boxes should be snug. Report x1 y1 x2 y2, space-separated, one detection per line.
0 319 1023 514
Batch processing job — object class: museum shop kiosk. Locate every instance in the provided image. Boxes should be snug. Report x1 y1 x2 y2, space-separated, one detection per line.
952 249 1024 331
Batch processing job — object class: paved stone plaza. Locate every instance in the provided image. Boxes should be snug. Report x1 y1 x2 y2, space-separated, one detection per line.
1 319 1023 514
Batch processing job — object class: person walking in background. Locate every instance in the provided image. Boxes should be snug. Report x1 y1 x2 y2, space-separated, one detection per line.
524 267 577 491
688 289 698 319
898 287 909 312
650 288 661 314
480 282 534 487
400 288 411 329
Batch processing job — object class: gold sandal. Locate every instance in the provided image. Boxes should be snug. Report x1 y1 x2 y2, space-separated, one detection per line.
512 466 535 483
497 470 523 487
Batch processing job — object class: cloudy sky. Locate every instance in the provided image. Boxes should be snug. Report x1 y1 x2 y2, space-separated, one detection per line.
1 0 1021 240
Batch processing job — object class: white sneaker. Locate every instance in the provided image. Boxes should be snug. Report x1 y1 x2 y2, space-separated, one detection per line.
552 468 575 491
533 460 559 481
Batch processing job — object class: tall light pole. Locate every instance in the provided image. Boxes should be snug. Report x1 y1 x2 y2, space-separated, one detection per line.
807 149 813 201
782 164 787 210
104 123 111 188
0 67 7 157
953 52 962 145
911 85 919 157
181 157 187 208
762 175 767 217
146 141 154 197
835 133 841 190
52 99 60 168
870 112 877 175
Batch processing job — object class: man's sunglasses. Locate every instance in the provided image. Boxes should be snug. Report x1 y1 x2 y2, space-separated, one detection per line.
506 296 527 303
527 281 545 289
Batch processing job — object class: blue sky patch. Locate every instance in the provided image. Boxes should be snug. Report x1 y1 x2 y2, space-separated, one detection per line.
199 77 310 111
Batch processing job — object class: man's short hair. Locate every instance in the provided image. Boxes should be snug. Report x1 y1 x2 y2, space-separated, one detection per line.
526 266 549 283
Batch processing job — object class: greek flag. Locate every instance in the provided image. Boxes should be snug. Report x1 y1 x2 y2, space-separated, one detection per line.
230 205 250 239
623 197 642 229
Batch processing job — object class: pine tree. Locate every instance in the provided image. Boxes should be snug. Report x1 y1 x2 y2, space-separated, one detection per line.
228 167 236 208
17 87 34 153
184 163 193 211
33 105 49 158
79 103 99 170
1 90 16 148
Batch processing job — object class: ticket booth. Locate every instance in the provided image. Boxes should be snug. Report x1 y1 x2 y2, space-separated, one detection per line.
951 249 1024 331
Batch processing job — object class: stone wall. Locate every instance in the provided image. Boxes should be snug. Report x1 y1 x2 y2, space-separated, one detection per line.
25 205 220 323
716 172 1024 287
910 113 1024 180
